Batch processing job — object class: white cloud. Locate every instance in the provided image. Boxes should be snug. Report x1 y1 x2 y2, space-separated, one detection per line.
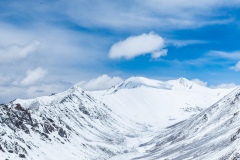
0 22 113 85
0 40 40 63
191 79 208 87
210 83 237 89
21 67 47 86
109 32 167 59
76 74 123 91
229 61 240 71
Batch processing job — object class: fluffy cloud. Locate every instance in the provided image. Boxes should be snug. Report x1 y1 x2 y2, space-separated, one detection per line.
21 67 47 86
76 74 123 91
109 32 167 59
229 61 240 71
210 83 237 89
191 79 208 87
0 40 40 63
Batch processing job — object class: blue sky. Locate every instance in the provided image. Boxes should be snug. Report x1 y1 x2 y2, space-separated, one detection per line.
1 0 240 102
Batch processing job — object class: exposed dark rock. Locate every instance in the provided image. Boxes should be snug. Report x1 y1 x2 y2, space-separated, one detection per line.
47 118 54 123
43 122 54 134
58 128 67 138
19 154 25 158
15 104 25 111
79 105 90 116
203 114 208 121
0 144 5 152
66 125 71 131
41 133 49 139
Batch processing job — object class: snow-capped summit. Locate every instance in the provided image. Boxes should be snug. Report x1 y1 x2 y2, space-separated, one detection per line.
167 77 206 90
105 76 171 94
176 77 194 87
104 77 212 95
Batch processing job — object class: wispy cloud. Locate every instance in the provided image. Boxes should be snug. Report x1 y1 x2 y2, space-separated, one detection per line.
65 0 237 30
166 39 207 47
208 50 240 59
1 0 237 31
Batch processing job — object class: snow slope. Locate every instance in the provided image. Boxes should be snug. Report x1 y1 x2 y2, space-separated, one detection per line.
130 86 240 159
92 77 233 128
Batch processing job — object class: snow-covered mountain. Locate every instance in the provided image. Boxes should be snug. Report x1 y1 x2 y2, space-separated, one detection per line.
0 77 236 159
0 86 151 160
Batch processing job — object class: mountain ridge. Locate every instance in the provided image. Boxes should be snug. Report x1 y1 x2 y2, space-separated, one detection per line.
0 85 150 159
102 77 224 95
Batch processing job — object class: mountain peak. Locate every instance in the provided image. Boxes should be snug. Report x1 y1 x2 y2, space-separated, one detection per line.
105 76 168 94
176 77 194 88
69 85 84 93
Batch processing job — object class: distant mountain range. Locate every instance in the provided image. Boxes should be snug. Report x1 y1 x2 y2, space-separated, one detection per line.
0 77 236 159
